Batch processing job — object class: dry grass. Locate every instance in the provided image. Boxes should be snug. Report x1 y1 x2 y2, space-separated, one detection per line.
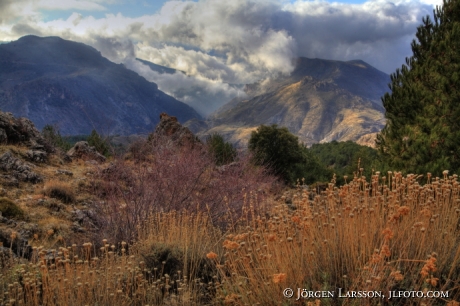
210 171 460 305
1 167 459 305
0 212 222 306
43 180 75 204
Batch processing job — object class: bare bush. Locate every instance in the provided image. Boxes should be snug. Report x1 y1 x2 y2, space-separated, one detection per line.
93 139 278 243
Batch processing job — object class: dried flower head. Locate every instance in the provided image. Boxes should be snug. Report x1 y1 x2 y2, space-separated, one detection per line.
272 273 287 283
206 252 218 259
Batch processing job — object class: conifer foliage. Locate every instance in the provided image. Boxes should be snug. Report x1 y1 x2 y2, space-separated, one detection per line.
376 0 460 175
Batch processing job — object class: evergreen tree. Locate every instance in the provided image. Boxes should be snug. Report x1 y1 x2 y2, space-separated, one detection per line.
248 124 331 184
87 129 110 157
206 133 237 166
41 125 71 151
376 0 460 176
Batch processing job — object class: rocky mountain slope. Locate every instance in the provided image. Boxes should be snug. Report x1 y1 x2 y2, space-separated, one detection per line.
190 57 390 147
0 35 201 135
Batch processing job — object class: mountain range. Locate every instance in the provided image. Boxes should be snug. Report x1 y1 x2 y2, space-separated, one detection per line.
0 35 201 135
0 35 390 147
186 57 390 147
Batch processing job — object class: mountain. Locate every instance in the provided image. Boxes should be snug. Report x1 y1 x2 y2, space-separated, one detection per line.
0 35 201 135
135 58 185 75
192 57 389 147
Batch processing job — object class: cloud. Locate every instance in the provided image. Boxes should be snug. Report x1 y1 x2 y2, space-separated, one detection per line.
37 0 108 11
0 0 439 115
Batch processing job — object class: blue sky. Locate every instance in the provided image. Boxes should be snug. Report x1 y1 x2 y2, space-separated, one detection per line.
0 0 440 114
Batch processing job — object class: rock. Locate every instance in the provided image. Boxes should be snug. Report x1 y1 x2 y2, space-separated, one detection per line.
0 228 32 258
17 222 39 240
0 128 7 144
0 247 15 266
66 141 106 163
26 150 48 163
0 151 42 184
0 111 49 150
71 222 85 233
150 113 202 148
71 209 86 223
0 175 19 187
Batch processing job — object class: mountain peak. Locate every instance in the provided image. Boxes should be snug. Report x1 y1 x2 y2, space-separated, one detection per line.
198 57 389 147
0 35 201 135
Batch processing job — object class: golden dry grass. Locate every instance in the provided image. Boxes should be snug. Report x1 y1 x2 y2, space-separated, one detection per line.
0 171 459 305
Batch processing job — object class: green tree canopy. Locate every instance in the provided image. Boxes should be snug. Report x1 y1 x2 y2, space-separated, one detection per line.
377 0 460 176
206 133 237 166
309 141 389 185
41 124 71 151
87 129 110 157
248 124 330 184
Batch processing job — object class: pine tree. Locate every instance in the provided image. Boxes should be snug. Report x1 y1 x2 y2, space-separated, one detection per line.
248 124 331 184
376 0 460 176
87 129 110 157
206 133 237 166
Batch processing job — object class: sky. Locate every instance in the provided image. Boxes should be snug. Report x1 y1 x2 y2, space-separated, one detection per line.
0 0 443 115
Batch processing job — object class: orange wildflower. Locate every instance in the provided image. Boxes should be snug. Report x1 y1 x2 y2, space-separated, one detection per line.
421 257 437 277
291 216 301 224
382 227 394 240
273 273 287 283
223 240 239 250
390 270 404 281
206 252 218 259
397 206 410 215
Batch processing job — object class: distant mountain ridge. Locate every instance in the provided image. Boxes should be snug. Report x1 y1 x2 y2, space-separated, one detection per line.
136 58 185 75
188 57 390 147
0 35 201 135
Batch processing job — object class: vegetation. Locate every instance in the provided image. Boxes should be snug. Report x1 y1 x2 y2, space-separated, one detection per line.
87 129 111 157
1 173 459 305
206 133 237 165
0 197 25 219
2 3 460 303
43 180 75 204
41 125 72 151
377 0 460 176
248 124 331 184
309 140 389 185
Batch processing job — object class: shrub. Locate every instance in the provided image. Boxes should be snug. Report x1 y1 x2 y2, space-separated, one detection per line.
41 124 71 151
87 129 110 157
206 133 237 166
0 197 25 219
93 141 277 243
248 124 331 184
43 181 75 204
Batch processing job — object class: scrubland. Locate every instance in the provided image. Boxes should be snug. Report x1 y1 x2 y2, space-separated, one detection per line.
0 141 459 306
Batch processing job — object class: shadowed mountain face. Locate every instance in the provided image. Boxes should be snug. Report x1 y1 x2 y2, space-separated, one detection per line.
193 57 390 147
0 35 201 135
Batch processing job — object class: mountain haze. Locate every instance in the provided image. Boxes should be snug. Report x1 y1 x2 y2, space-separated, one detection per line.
0 36 201 135
192 58 390 147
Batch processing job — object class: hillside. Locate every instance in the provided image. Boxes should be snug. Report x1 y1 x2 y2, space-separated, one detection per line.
193 57 390 147
0 35 201 135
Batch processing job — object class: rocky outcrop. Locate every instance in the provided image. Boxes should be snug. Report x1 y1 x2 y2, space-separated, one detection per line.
66 141 106 163
26 149 48 163
0 111 48 149
149 113 201 148
0 212 37 258
0 152 42 184
356 132 378 148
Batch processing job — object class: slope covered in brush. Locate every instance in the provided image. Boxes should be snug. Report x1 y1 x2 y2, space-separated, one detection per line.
0 35 201 135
